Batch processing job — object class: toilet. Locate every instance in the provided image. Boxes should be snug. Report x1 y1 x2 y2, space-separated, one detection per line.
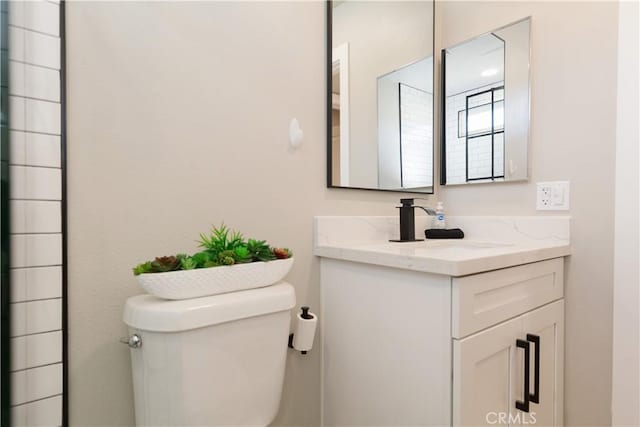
123 282 296 426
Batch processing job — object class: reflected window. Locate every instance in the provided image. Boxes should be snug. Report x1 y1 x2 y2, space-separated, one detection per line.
457 86 504 181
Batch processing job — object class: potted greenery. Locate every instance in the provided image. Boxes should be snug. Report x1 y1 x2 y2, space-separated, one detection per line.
132 224 293 300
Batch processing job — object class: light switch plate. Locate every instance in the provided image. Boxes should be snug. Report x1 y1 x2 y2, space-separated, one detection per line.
537 181 570 210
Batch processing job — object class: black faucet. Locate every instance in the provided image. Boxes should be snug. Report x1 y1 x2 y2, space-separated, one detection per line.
390 198 437 242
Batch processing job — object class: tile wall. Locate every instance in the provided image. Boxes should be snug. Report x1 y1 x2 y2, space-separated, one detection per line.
399 84 433 188
7 1 63 425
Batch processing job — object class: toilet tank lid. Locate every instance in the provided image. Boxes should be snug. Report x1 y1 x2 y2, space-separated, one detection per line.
123 282 296 332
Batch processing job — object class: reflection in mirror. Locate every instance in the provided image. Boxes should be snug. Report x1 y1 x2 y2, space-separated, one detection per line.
328 1 434 193
441 17 530 185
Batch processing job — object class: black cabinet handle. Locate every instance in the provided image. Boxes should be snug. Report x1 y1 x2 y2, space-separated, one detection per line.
515 339 530 412
527 334 540 404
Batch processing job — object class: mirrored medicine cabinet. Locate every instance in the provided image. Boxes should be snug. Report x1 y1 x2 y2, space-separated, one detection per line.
326 2 531 192
440 17 531 186
327 0 435 194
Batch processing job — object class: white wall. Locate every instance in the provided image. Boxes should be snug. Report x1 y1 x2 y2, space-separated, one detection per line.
611 1 639 425
438 2 619 426
65 2 428 426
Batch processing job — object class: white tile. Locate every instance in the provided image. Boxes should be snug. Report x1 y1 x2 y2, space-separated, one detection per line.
8 1 26 28
11 201 61 233
9 401 26 427
9 61 25 98
8 27 60 69
11 364 62 406
10 131 61 167
9 201 28 235
9 62 60 102
11 331 62 371
10 166 61 200
26 133 61 168
25 30 60 69
11 299 62 337
11 266 62 303
9 302 26 337
24 1 59 37
26 132 61 167
29 65 60 102
26 99 60 134
9 27 25 63
9 96 26 131
11 395 62 427
9 131 27 165
10 233 62 268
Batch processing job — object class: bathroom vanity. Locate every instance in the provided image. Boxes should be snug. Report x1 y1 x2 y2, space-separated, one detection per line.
314 216 570 426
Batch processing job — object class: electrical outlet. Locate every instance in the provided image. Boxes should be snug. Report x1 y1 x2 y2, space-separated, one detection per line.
537 181 570 211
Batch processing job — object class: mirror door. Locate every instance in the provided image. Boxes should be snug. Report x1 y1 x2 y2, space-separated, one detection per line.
441 17 531 186
327 0 435 193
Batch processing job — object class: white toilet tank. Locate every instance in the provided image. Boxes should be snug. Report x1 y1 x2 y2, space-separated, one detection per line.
123 282 296 427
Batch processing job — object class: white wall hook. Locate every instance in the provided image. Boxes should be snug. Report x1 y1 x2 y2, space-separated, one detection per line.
289 118 304 149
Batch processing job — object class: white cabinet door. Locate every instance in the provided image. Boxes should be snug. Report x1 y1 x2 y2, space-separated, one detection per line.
454 301 564 427
521 300 564 427
453 315 525 426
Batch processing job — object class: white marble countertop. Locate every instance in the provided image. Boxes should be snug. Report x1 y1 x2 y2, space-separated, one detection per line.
313 216 571 276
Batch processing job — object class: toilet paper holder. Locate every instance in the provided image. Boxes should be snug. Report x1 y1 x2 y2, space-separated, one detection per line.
288 306 317 355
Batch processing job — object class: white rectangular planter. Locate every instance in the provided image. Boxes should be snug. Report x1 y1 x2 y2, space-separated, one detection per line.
136 258 294 300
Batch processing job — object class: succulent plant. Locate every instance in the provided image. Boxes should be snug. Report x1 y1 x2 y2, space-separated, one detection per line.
247 239 276 262
190 251 212 268
199 224 245 253
132 224 292 275
217 250 236 266
233 246 252 263
133 261 153 276
180 257 197 270
150 256 181 273
272 248 293 259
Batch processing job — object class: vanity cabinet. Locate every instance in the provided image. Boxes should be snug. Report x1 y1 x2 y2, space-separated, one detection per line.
454 300 563 426
320 257 565 427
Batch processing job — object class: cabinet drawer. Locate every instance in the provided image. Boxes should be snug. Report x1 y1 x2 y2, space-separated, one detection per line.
452 258 563 338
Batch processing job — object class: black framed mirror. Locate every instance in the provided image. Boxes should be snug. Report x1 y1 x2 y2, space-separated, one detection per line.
440 17 531 186
327 0 435 193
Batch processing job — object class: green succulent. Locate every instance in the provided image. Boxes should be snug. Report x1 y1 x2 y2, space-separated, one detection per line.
190 251 212 268
247 239 276 262
133 261 153 276
217 250 236 266
180 257 197 270
233 246 252 263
